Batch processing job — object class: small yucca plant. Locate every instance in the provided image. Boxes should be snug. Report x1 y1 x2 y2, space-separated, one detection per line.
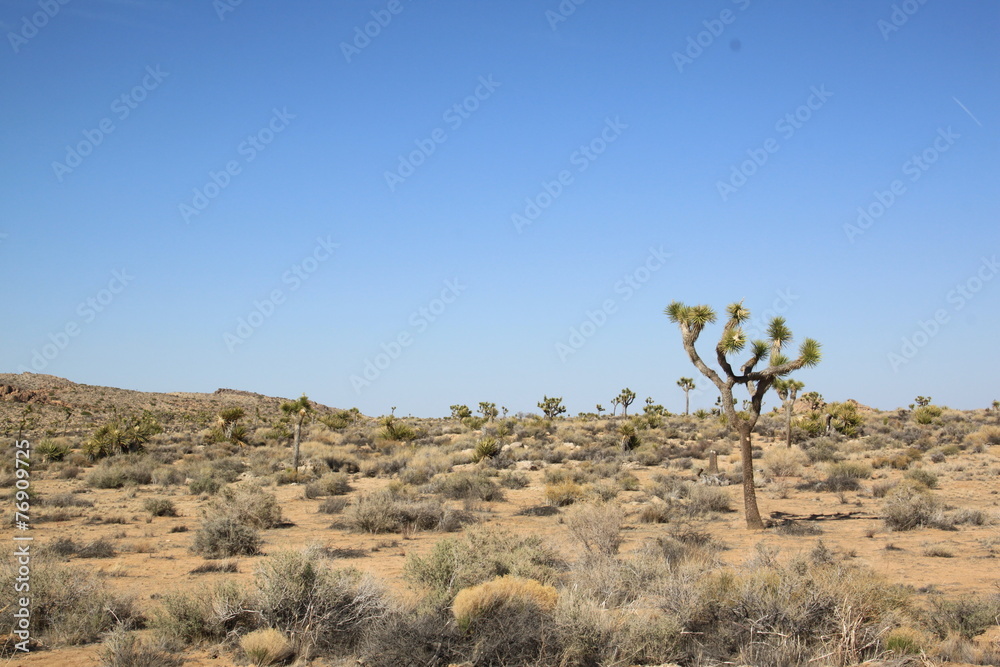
473 436 501 462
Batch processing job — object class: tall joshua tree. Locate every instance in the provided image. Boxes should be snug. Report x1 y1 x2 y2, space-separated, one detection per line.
677 377 695 415
616 388 636 417
666 301 821 529
281 394 313 472
773 378 805 448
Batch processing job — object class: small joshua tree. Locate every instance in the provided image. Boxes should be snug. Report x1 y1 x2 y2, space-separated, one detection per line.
450 404 472 420
666 301 821 529
677 377 695 415
595 404 604 417
537 396 566 420
914 396 932 407
773 378 804 448
616 388 636 417
610 397 621 417
280 394 313 472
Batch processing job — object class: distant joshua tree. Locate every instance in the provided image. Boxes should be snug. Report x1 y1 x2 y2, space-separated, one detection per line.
666 301 820 529
596 404 605 417
616 388 636 417
773 378 805 448
537 396 566 420
610 397 621 417
914 396 932 407
677 377 695 415
280 394 313 472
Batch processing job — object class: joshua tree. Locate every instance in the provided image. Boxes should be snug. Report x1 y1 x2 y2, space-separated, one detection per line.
666 301 821 529
280 394 313 472
478 402 498 422
596 404 605 417
802 391 825 411
677 377 695 415
610 397 621 417
914 396 932 407
773 378 805 448
616 388 636 417
450 404 472 420
538 396 566 420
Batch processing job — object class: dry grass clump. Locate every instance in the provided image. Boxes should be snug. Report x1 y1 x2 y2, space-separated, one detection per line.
239 628 293 666
544 480 585 506
686 484 732 514
192 517 262 558
964 424 1000 450
452 575 558 629
85 455 155 488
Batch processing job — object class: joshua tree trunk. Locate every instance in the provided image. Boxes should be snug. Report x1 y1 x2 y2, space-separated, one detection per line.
292 420 302 470
738 425 764 528
684 390 690 416
785 401 794 448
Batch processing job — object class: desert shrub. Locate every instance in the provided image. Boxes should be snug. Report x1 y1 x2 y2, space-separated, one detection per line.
210 483 283 529
874 447 923 469
86 456 155 488
638 501 673 524
378 415 420 442
151 580 257 642
544 481 585 507
404 524 563 602
881 483 943 531
964 425 1000 450
427 471 504 502
188 474 221 495
303 472 352 499
144 498 177 517
498 470 529 489
192 516 262 557
762 446 807 477
817 460 873 491
254 550 388 652
0 549 139 645
950 507 991 526
564 502 624 556
151 465 184 486
318 496 348 514
347 491 453 534
904 467 939 489
926 594 1000 640
688 484 732 513
239 628 293 666
45 492 93 508
77 537 116 558
98 625 181 667
803 436 843 463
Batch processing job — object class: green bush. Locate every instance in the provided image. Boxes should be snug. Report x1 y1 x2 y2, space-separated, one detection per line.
83 411 162 459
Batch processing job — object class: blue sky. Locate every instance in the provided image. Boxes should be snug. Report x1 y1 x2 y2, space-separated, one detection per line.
2 0 997 417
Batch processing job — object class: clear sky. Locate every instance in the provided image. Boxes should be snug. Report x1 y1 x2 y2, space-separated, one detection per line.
2 1 998 417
